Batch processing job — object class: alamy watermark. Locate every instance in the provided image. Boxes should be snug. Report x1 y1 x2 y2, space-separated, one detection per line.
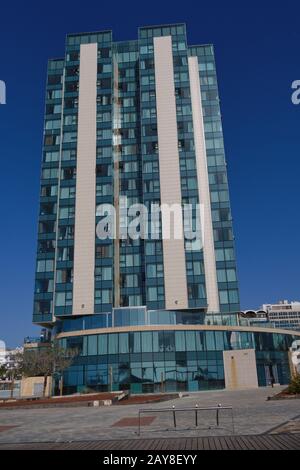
96 197 205 250
0 80 6 105
291 80 300 105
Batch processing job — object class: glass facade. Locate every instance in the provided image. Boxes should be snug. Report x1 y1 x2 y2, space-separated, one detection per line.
53 308 239 334
33 24 288 396
33 23 239 327
57 328 296 394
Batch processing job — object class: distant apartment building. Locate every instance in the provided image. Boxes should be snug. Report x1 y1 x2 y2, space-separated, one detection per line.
239 301 300 332
262 301 300 331
0 341 6 366
0 345 23 398
0 347 23 370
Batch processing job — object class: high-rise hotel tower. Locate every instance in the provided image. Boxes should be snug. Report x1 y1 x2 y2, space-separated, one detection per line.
33 24 259 394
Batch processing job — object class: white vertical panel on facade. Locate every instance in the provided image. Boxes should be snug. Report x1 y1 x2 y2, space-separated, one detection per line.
72 43 97 315
154 36 188 310
188 56 220 312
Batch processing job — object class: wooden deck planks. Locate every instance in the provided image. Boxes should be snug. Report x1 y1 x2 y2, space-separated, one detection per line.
0 433 299 450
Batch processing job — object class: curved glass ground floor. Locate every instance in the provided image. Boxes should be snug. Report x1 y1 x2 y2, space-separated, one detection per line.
56 325 300 395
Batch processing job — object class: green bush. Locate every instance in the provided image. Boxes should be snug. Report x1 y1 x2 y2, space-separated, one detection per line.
287 373 300 394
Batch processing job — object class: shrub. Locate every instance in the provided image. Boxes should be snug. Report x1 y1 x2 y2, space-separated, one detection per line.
287 373 300 395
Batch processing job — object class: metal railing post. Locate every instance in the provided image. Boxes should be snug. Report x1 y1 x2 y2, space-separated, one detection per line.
172 405 176 428
216 403 221 427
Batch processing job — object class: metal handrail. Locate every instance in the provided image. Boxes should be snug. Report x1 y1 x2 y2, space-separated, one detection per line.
137 404 234 435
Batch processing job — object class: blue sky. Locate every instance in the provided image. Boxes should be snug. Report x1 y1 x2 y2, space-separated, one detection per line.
0 1 299 347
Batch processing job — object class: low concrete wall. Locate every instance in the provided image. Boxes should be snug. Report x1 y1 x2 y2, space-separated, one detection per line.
21 377 52 397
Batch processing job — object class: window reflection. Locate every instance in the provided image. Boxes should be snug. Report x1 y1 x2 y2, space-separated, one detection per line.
61 329 295 395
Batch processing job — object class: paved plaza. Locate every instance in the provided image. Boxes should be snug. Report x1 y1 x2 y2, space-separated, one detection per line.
0 387 299 446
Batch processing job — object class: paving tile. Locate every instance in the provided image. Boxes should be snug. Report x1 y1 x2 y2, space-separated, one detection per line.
0 426 19 433
112 416 156 427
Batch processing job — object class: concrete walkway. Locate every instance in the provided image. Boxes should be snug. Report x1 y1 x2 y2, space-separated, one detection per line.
0 387 299 444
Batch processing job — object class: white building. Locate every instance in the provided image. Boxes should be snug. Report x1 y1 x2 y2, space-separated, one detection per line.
262 301 300 331
0 340 6 366
0 344 23 371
